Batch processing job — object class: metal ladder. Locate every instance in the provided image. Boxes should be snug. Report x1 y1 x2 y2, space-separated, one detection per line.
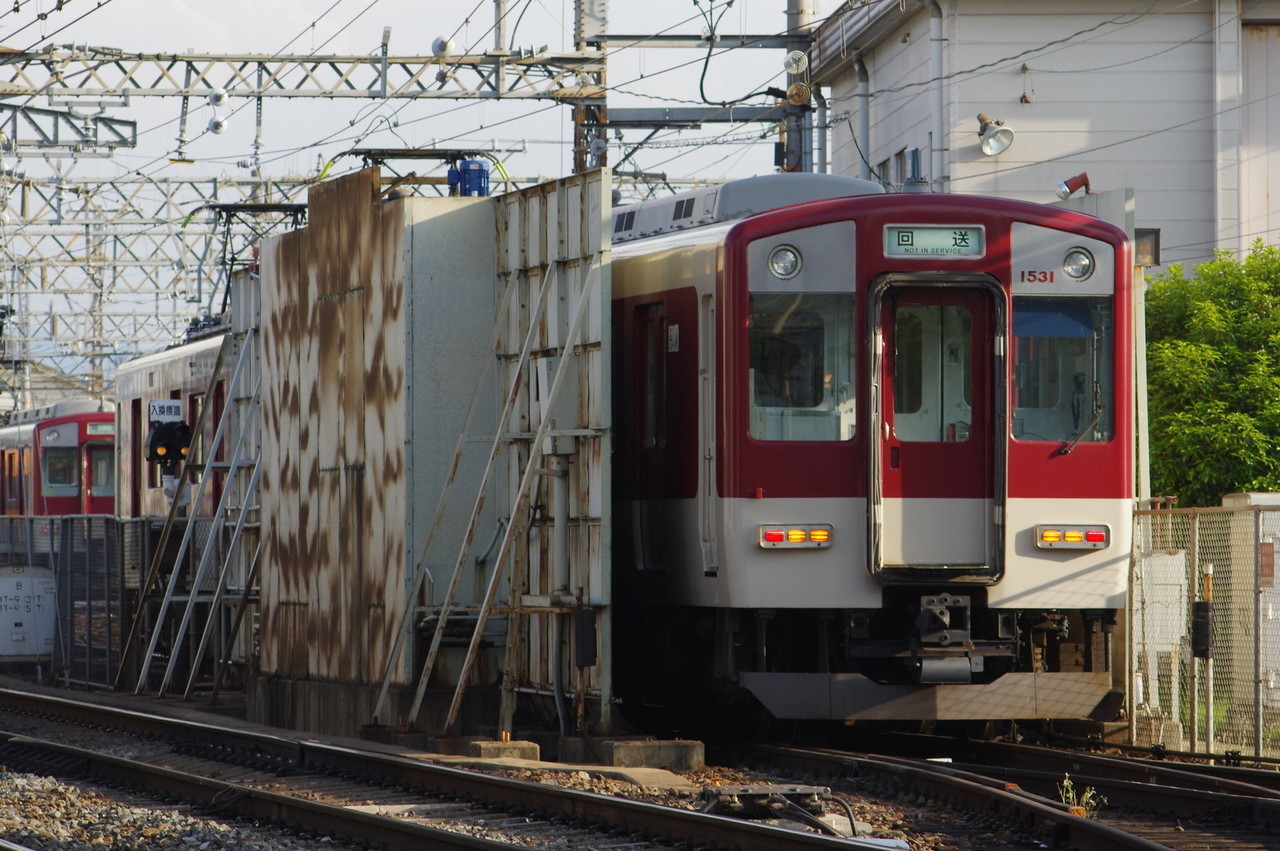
115 328 261 699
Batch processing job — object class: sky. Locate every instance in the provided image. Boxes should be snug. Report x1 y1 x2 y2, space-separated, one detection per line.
0 0 807 189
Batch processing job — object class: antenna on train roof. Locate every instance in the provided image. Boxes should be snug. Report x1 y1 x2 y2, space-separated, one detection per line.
901 147 930 193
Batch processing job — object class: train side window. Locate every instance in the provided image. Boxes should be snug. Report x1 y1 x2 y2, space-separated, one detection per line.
1012 297 1114 443
1 450 12 510
20 447 30 511
637 305 667 449
749 292 855 441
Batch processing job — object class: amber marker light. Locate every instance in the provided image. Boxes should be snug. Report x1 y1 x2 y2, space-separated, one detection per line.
1035 524 1109 550
759 524 834 549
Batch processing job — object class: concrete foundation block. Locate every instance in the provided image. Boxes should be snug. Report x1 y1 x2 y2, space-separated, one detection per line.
559 737 704 771
466 739 541 760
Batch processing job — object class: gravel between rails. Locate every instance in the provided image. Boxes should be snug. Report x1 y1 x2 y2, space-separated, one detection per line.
0 772 360 850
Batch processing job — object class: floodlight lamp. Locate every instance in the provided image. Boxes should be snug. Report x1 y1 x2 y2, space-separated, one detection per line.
1055 172 1092 200
207 87 227 107
977 113 1014 156
432 36 454 57
207 115 228 135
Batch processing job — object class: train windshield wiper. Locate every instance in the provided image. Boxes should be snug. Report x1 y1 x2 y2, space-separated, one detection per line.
1058 390 1102 456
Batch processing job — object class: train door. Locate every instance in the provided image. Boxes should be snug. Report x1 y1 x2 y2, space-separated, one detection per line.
869 277 1006 582
629 301 667 571
83 443 114 514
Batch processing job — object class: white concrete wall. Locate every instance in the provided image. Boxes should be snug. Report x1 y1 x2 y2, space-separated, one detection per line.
1242 25 1280 251
821 0 1249 269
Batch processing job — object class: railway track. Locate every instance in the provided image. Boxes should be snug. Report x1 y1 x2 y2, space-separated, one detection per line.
0 686 886 849
735 738 1280 851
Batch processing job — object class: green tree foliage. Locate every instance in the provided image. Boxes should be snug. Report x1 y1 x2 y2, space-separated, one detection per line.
1146 242 1280 506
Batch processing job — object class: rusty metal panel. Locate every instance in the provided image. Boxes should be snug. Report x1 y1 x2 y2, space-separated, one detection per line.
252 167 610 735
493 170 612 730
259 227 305 678
258 168 407 684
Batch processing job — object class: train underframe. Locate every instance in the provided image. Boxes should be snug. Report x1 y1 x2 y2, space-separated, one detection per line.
617 590 1122 727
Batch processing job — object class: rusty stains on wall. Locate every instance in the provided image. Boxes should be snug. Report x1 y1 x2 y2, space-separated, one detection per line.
259 168 406 684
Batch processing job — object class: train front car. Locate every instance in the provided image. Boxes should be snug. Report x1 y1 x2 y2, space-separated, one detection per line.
612 176 1133 727
0 400 115 517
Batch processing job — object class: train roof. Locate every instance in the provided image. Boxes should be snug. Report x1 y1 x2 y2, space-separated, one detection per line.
611 173 884 244
115 332 224 379
2 398 110 426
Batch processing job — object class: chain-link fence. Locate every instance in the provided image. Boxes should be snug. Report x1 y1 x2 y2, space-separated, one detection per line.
1131 501 1280 759
0 515 226 690
0 515 130 685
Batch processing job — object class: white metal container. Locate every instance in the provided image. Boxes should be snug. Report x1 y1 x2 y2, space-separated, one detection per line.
0 565 56 661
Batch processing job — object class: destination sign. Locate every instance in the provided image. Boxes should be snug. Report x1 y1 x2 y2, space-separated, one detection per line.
884 225 985 257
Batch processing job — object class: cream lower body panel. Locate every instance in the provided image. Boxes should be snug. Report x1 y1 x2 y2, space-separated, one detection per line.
631 495 1130 610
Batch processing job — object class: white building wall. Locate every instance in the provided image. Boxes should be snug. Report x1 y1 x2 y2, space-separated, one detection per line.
1242 25 1280 250
819 0 1262 269
829 7 936 184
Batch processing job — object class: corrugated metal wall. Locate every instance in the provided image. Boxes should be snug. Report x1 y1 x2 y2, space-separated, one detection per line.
259 169 407 684
255 167 611 735
493 172 612 733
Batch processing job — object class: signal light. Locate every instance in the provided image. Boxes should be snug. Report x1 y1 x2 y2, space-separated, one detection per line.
758 524 833 549
146 419 193 469
1035 524 1109 550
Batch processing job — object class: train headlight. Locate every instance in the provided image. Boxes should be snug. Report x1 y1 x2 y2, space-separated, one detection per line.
767 245 802 280
1035 524 1109 549
1062 247 1095 281
759 524 832 548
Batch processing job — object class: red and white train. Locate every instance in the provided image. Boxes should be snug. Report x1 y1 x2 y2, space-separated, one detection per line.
610 174 1134 724
0 399 115 517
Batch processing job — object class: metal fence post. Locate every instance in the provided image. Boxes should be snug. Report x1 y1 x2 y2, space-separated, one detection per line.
1189 515 1199 754
1257 509 1265 760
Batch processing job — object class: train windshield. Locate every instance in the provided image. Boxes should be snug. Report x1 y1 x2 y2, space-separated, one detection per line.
748 292 856 441
1012 297 1114 443
42 446 78 496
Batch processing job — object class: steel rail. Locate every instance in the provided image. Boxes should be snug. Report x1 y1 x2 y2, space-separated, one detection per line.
744 744 1174 851
0 687 884 850
0 734 513 851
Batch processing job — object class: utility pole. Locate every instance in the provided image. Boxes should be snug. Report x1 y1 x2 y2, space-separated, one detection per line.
574 0 608 173
594 1 814 185
783 0 815 172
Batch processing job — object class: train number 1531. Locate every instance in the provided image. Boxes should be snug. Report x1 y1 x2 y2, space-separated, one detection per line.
1019 269 1055 283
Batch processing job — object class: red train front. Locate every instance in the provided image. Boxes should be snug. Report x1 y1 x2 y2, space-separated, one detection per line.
0 399 115 517
612 174 1133 725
